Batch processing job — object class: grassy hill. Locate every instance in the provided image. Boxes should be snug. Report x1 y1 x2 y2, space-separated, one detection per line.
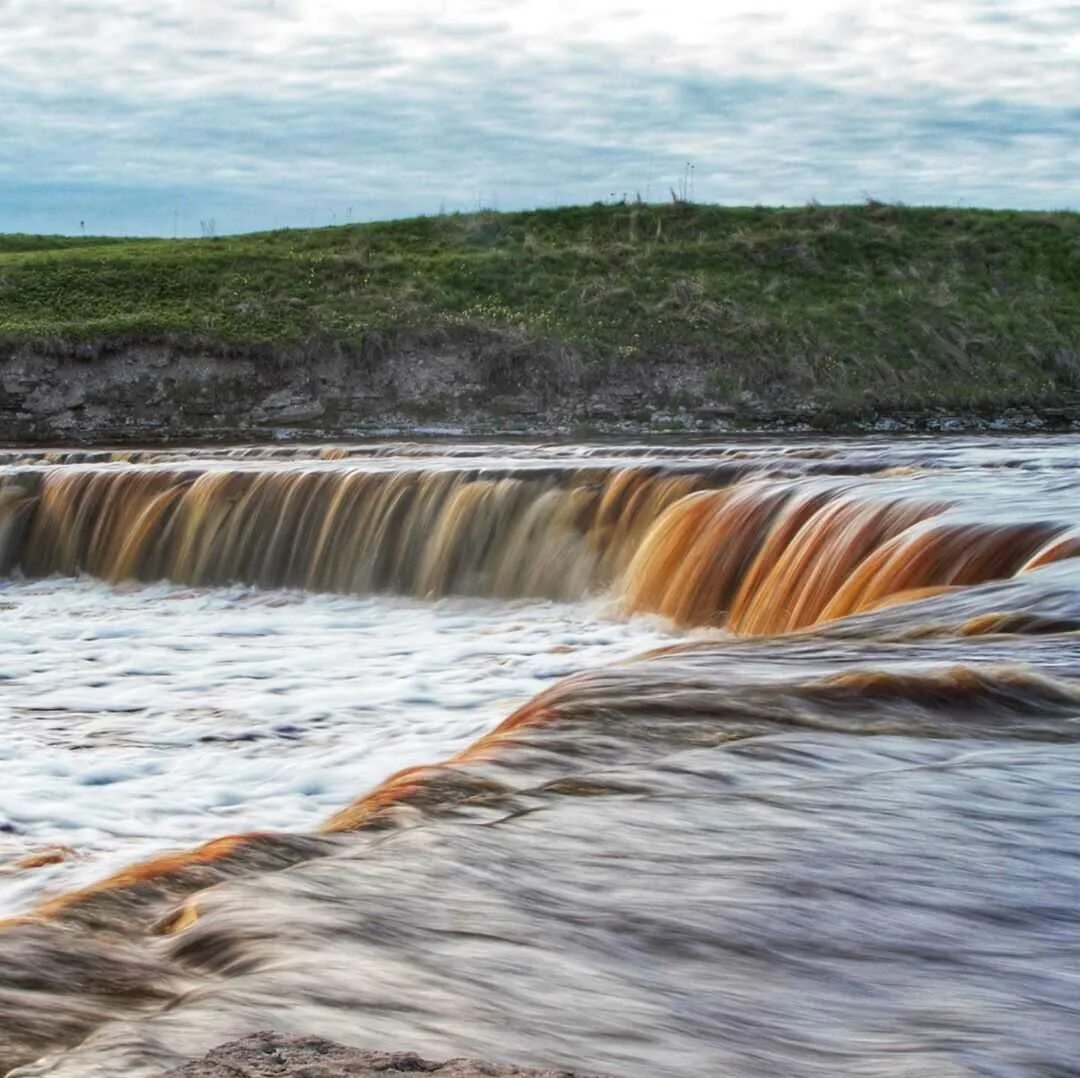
1 201 1078 416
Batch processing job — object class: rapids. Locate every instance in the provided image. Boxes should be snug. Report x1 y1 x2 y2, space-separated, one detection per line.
2 437 1080 1077
0 582 677 913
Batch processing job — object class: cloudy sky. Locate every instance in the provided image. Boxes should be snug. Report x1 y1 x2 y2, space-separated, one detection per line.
1 0 1077 235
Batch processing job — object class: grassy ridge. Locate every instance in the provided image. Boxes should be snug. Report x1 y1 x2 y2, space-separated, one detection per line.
2 202 1078 413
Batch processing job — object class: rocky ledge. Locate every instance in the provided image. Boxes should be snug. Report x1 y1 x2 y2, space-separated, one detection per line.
2 338 1076 444
166 1031 609 1077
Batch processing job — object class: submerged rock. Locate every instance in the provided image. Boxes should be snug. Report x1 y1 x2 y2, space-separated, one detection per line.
4 845 76 872
166 1031 608 1077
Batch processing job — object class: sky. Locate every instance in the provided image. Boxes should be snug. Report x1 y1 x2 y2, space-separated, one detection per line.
1 0 1077 235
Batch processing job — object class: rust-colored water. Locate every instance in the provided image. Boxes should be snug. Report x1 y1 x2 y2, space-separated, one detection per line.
3 445 1076 632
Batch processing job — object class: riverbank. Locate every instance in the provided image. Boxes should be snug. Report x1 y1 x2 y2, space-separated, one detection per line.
2 203 1077 441
0 333 1075 444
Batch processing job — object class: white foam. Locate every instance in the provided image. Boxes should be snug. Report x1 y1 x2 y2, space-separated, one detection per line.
0 576 677 914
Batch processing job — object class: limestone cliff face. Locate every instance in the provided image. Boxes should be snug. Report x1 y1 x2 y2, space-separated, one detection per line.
0 334 1067 442
0 334 710 442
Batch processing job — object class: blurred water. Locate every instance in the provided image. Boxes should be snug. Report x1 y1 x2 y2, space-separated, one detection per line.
2 437 1080 1077
0 581 676 913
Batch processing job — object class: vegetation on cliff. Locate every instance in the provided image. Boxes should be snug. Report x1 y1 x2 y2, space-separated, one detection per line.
1 202 1078 415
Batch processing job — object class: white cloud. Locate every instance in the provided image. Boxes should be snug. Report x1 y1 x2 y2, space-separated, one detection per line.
1 0 1077 232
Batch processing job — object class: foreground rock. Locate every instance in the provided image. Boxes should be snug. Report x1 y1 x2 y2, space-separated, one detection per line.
166 1031 609 1077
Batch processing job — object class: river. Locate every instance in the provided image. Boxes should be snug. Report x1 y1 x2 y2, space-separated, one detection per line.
2 437 1079 1076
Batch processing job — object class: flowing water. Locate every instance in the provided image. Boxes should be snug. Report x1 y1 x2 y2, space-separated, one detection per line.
1 437 1079 1076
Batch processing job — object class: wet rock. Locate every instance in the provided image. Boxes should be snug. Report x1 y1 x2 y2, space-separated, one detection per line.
166 1031 609 1077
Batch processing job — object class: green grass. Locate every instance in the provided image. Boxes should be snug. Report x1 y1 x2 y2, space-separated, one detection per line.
2 201 1078 413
